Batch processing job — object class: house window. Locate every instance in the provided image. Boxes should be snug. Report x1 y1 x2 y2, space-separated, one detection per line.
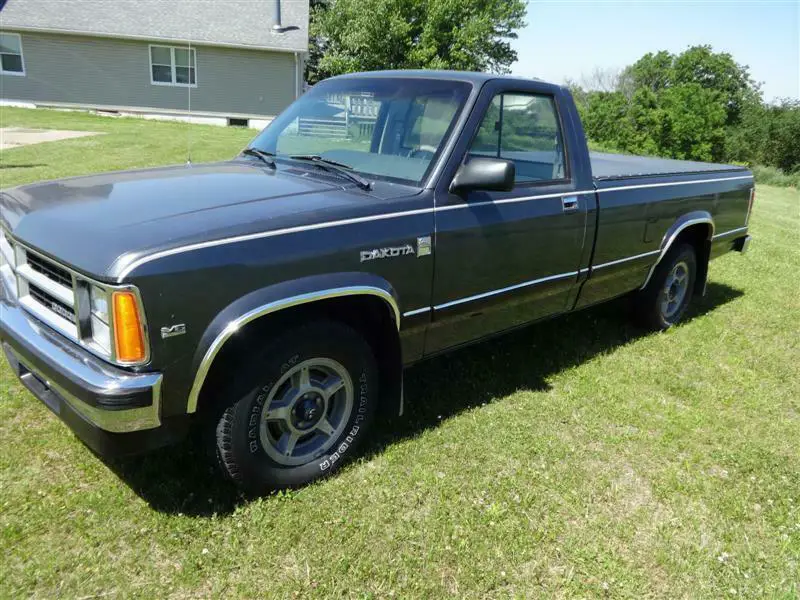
0 33 25 75
150 45 196 86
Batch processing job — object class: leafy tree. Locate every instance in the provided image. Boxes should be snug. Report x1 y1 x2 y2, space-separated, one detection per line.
305 0 526 84
625 51 674 94
622 46 759 128
672 46 761 127
577 45 782 166
304 0 330 86
728 99 800 172
760 100 800 173
658 83 727 161
581 91 631 150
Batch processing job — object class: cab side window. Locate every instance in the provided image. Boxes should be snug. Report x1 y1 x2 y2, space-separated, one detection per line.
469 93 567 184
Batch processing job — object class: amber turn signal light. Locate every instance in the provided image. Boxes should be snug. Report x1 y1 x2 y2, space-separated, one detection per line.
112 291 146 363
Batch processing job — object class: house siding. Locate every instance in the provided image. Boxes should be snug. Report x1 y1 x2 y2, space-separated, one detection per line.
0 31 298 117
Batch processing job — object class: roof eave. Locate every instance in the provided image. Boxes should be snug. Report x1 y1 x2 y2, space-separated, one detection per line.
2 25 309 54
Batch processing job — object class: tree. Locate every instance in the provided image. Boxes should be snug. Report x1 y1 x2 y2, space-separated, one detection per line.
624 51 673 94
581 91 631 150
578 45 764 164
760 100 800 173
304 0 330 86
672 45 760 127
658 83 726 161
305 0 527 85
622 46 760 128
729 99 800 172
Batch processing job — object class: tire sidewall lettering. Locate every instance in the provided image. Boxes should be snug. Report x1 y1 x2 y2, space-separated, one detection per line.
318 369 368 473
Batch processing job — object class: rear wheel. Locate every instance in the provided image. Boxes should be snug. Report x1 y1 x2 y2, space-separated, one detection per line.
207 320 378 493
633 243 697 330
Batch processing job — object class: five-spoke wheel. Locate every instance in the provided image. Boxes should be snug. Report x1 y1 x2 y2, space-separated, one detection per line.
208 320 378 493
259 358 353 466
634 242 697 330
659 260 690 320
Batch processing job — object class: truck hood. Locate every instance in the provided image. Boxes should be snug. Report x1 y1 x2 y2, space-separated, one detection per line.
0 161 415 280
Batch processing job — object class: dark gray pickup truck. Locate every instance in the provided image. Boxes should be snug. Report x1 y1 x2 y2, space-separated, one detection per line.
0 71 753 492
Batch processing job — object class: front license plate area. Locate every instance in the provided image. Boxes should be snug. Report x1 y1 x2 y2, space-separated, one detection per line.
21 371 61 416
8 351 62 416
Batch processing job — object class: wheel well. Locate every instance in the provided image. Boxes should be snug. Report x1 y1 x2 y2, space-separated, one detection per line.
673 223 712 295
197 295 402 417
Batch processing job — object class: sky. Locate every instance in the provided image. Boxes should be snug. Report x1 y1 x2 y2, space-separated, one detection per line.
511 0 800 103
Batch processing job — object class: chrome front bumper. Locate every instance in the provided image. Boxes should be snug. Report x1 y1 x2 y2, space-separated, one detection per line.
1 277 162 436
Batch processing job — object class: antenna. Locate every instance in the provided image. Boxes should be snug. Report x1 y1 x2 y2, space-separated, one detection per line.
186 28 192 166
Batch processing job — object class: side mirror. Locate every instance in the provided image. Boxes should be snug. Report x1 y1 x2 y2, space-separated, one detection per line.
450 157 515 194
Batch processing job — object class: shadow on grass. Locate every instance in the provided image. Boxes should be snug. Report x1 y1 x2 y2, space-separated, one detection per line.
109 281 743 516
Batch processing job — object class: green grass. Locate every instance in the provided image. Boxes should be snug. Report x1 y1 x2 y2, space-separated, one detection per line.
0 107 255 187
1 108 799 598
751 164 800 189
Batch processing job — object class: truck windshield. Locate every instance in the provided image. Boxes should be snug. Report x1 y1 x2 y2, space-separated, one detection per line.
249 77 473 186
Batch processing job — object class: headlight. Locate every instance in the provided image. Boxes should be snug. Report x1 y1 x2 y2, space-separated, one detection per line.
90 285 109 323
88 285 111 354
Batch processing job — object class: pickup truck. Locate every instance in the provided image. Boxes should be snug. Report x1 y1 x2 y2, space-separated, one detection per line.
0 71 754 493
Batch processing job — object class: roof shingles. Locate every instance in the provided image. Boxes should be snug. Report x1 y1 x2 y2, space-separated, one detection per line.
0 0 308 52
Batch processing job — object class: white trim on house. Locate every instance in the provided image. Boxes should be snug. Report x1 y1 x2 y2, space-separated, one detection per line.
2 25 306 54
148 44 197 88
0 32 26 76
0 98 277 124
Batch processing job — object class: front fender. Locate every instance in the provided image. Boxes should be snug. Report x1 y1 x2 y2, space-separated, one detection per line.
186 272 400 413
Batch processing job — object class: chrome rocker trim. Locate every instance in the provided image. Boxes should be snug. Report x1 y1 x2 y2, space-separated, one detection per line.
433 270 578 310
592 249 661 270
186 286 400 414
712 226 749 240
403 306 432 317
401 221 749 318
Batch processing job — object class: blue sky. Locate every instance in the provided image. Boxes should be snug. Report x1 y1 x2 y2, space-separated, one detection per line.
511 1 799 102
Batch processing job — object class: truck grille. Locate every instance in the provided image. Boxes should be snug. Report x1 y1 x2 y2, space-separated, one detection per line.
0 232 17 295
1 227 149 366
0 234 82 340
28 285 77 323
27 252 73 289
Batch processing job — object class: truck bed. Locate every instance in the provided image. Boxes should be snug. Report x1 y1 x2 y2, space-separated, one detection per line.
590 151 747 181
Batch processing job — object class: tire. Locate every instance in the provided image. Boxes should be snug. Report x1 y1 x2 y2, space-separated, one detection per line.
633 243 697 330
208 320 379 493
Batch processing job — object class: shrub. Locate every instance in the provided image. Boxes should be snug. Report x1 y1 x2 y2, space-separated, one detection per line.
752 164 800 188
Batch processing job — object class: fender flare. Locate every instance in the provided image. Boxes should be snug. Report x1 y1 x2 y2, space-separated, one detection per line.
640 211 714 290
186 272 401 413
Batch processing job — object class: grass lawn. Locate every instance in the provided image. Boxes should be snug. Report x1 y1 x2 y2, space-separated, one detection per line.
1 108 799 598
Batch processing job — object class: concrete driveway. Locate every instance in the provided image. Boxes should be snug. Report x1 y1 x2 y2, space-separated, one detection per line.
0 127 101 150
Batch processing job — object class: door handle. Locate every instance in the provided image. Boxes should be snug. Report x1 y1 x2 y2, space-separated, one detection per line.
562 195 579 213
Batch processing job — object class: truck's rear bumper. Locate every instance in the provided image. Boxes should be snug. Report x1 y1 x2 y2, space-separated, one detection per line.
735 235 753 253
1 281 187 457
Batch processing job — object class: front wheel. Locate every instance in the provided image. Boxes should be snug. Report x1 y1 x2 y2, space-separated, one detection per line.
209 320 379 493
633 243 697 330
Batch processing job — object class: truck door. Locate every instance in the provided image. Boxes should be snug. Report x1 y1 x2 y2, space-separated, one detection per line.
425 80 594 354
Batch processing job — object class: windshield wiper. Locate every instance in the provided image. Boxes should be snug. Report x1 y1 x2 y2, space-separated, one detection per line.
241 147 276 168
288 155 372 191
